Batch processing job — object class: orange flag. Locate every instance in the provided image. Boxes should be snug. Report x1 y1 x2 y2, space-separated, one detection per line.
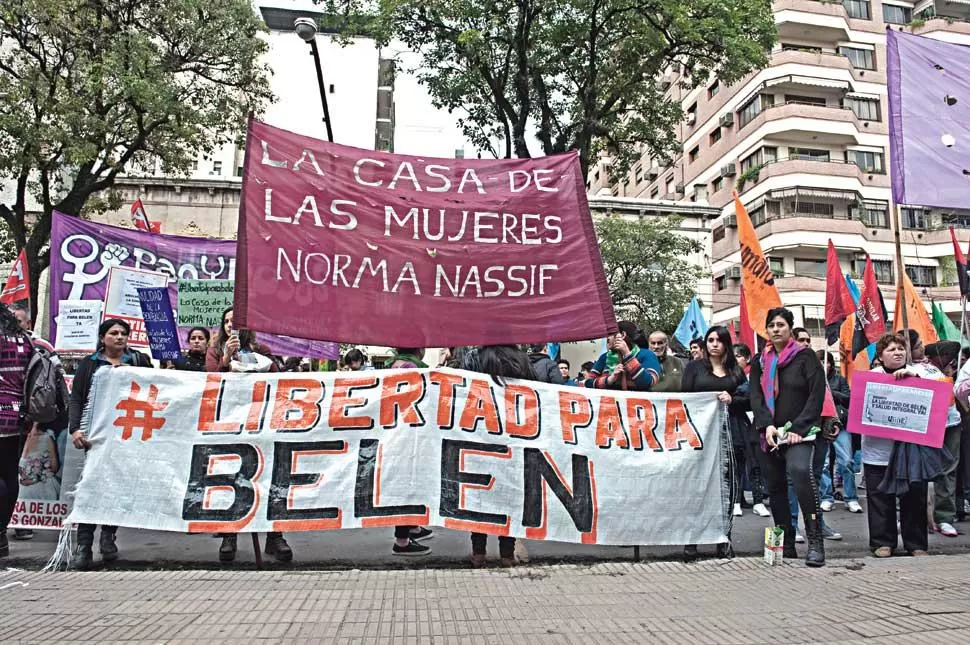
734 192 782 337
893 271 939 344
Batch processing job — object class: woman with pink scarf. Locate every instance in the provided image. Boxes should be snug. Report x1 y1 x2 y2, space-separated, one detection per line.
750 307 827 567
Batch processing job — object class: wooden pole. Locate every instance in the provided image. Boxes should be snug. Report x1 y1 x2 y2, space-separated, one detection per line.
894 205 911 363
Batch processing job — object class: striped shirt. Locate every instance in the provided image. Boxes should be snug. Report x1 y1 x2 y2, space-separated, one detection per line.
0 333 31 437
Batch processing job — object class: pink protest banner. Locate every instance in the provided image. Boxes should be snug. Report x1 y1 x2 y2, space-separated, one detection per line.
847 371 951 448
235 119 617 347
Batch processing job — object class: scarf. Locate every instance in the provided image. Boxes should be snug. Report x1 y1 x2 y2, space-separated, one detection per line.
605 343 640 372
760 339 802 415
392 352 428 368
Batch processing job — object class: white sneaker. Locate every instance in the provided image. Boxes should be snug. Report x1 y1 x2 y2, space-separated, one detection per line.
752 503 771 517
733 503 743 517
820 500 834 512
847 500 863 513
795 533 805 544
938 522 959 537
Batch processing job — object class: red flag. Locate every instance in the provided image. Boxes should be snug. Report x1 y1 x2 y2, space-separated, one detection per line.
131 199 161 233
0 248 30 305
728 320 738 344
853 255 888 357
952 227 969 297
739 286 756 350
824 240 853 345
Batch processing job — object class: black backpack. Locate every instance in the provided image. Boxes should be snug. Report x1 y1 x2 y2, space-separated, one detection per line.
22 339 70 426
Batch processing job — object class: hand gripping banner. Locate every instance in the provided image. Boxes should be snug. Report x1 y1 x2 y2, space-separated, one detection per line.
235 119 617 347
63 368 728 548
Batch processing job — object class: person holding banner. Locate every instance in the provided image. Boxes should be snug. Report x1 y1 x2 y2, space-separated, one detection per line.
750 307 827 567
681 326 750 561
174 327 209 372
205 307 291 563
581 322 661 391
0 307 32 559
68 318 152 569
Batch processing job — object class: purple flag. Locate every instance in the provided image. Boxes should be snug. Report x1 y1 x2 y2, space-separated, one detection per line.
50 211 339 359
888 30 970 209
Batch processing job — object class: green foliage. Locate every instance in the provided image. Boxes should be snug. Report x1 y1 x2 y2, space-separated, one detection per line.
939 255 957 288
594 215 705 334
0 0 272 309
735 164 762 192
319 0 775 175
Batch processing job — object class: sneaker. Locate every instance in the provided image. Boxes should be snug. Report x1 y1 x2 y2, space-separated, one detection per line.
847 500 863 513
99 531 119 562
12 529 33 540
822 526 843 541
219 534 237 562
820 500 834 512
265 534 293 562
393 539 431 556
409 527 434 542
938 522 959 537
752 503 771 517
732 503 743 517
795 533 805 544
0 531 8 558
71 545 93 570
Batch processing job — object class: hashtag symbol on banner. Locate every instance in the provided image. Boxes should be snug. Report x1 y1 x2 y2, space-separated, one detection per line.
113 381 169 442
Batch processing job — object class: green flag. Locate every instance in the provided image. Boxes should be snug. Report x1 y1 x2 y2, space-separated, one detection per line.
931 301 963 342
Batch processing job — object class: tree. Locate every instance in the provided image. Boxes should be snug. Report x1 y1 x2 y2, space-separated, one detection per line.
0 1 273 317
595 215 704 334
320 0 775 175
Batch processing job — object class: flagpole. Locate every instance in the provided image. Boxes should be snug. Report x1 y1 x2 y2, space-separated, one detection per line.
894 205 911 362
960 295 969 373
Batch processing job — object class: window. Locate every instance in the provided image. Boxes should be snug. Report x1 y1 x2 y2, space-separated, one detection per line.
740 146 778 173
749 206 767 227
789 147 830 162
843 97 880 121
712 176 724 192
769 257 785 277
713 226 726 242
843 0 871 20
785 94 827 106
738 94 773 128
715 275 726 291
708 80 720 98
666 176 675 196
839 46 875 70
883 3 911 24
212 160 222 174
792 201 835 217
235 165 243 177
634 164 644 183
850 203 889 228
689 146 700 163
901 207 928 230
795 258 827 278
856 259 894 284
709 128 722 144
906 265 937 287
650 188 660 199
693 184 709 202
848 149 885 173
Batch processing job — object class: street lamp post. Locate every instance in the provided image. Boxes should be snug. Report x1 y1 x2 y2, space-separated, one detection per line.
294 17 334 143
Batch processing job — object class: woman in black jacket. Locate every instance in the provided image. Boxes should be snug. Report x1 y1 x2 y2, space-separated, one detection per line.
174 327 209 372
681 325 749 561
750 308 826 567
68 318 152 569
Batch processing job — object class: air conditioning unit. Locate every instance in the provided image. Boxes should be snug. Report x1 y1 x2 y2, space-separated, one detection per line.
719 113 735 128
674 182 685 193
720 163 737 177
724 214 738 228
646 168 659 180
685 112 697 126
659 157 673 168
725 266 742 280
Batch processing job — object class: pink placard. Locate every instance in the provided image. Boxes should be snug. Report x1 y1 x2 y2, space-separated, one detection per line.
847 371 951 448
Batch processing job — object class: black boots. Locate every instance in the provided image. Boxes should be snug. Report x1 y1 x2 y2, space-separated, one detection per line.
782 525 798 559
100 530 119 562
72 545 93 570
219 534 237 562
264 533 293 563
805 516 826 567
0 530 8 558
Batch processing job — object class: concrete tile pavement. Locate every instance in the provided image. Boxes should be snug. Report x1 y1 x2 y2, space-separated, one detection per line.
0 554 969 643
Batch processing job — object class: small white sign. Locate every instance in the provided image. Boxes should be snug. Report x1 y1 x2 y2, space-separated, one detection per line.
53 300 103 353
861 382 934 436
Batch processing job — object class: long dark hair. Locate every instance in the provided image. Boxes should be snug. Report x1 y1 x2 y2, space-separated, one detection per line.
214 306 255 351
703 326 744 385
0 306 25 337
617 320 647 347
187 326 211 344
463 345 536 385
97 318 131 352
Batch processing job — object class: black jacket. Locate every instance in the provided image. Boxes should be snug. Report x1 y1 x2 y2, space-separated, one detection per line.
749 347 826 437
175 351 207 372
529 353 565 385
69 349 152 433
827 371 850 424
682 359 752 445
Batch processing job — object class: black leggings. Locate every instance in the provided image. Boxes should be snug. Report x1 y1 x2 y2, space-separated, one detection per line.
0 435 21 531
760 441 823 533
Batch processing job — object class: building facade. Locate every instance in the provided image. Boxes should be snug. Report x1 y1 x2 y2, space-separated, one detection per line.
592 0 970 339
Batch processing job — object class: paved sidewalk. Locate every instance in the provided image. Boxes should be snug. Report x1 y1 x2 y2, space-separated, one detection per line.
1 554 969 643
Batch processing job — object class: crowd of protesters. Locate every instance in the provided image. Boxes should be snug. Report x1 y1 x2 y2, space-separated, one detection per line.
0 301 968 570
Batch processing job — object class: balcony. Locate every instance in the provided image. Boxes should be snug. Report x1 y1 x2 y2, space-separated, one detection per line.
741 101 888 145
774 0 851 42
736 158 891 196
915 1 970 22
769 48 883 83
912 16 970 36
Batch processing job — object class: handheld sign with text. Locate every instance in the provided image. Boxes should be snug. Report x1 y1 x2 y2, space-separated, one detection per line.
177 279 234 329
137 287 182 361
103 266 169 348
235 119 616 347
53 299 103 353
847 371 951 448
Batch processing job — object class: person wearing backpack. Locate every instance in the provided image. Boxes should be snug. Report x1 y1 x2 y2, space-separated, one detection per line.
68 318 152 570
0 306 34 560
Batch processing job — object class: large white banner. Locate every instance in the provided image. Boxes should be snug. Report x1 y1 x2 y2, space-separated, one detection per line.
68 367 728 546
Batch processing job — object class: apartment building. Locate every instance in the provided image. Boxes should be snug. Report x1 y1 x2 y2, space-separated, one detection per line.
593 0 970 338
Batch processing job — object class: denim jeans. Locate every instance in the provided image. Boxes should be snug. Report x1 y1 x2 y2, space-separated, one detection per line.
820 431 857 503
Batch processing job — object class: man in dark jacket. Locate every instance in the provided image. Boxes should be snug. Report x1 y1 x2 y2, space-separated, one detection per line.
527 345 565 385
647 331 684 393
